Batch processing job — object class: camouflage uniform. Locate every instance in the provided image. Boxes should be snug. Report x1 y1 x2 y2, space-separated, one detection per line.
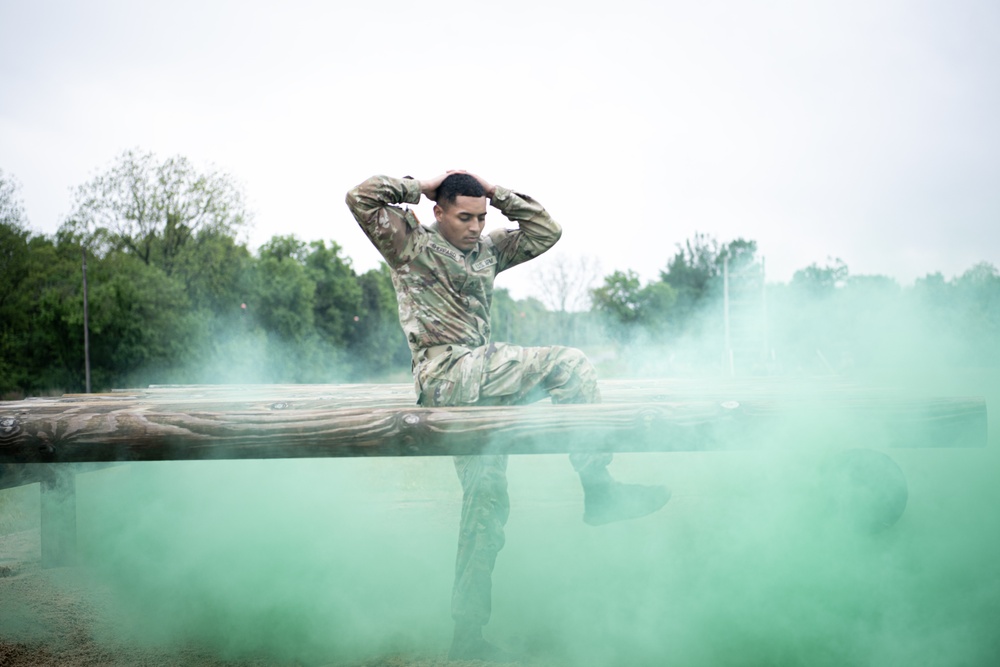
346 175 610 626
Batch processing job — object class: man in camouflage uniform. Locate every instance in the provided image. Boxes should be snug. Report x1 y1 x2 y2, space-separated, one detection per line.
346 171 669 662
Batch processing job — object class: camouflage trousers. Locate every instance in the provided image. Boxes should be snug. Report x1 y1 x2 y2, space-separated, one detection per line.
416 342 612 626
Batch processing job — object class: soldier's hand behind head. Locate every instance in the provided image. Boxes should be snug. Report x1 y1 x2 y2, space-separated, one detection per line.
465 172 496 198
419 171 467 201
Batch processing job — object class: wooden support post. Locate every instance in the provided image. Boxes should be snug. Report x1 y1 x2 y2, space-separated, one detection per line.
40 464 76 568
0 462 125 492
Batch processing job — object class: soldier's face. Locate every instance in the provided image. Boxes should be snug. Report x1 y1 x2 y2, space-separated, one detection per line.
434 195 488 251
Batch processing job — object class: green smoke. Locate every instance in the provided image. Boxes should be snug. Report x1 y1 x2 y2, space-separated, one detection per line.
58 421 999 666
2 257 997 665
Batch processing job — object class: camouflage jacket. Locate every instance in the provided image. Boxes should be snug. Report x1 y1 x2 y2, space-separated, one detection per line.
345 175 561 361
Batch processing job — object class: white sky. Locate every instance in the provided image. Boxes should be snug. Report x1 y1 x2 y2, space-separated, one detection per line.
1 0 998 300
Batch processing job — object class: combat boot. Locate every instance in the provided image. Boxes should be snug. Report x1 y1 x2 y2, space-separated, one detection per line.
580 467 671 526
448 621 519 663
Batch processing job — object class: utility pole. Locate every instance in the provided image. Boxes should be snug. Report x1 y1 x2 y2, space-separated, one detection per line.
82 247 91 394
41 245 90 567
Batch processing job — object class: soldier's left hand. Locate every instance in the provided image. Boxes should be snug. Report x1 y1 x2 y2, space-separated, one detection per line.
465 172 496 197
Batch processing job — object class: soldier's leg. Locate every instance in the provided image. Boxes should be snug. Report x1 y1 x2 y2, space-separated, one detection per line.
418 368 515 660
478 343 610 470
478 343 669 526
425 344 667 660
448 454 513 660
451 454 510 625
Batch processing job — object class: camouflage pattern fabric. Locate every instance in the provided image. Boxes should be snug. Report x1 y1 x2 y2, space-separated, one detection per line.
421 343 612 624
345 175 561 364
346 175 610 626
417 341 600 407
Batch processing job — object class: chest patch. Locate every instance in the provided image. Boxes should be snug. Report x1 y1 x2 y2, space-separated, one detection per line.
428 242 460 261
472 256 497 272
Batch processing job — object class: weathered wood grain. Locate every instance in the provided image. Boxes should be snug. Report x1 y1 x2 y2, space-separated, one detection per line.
0 380 987 464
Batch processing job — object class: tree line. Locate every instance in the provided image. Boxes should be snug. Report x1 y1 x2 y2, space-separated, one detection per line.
2 152 998 397
1 153 412 396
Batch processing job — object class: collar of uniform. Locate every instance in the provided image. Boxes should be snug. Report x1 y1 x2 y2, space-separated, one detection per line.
429 223 482 257
467 238 483 260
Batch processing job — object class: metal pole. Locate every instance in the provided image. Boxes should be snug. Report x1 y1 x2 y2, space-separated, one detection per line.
82 247 91 394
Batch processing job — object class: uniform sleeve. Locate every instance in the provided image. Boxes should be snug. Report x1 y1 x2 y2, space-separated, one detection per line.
345 175 425 268
487 185 563 273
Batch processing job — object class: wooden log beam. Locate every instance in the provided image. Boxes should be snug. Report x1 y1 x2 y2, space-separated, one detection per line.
0 380 987 464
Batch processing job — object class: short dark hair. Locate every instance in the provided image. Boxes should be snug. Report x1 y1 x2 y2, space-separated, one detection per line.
436 173 486 207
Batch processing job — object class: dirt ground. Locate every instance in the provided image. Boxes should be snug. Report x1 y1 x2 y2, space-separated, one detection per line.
0 529 532 667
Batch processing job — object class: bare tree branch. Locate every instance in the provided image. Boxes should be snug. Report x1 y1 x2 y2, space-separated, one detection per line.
532 253 602 312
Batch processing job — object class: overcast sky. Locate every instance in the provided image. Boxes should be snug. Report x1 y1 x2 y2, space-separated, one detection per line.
1 0 997 300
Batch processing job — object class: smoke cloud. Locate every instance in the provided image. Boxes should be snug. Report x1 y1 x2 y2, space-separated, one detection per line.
1 262 998 665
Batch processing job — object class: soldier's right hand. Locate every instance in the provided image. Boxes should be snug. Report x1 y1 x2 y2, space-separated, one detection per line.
419 172 456 201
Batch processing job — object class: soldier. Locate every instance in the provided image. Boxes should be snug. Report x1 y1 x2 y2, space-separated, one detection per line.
346 171 669 662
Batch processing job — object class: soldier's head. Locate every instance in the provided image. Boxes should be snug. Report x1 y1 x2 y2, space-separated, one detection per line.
434 173 488 252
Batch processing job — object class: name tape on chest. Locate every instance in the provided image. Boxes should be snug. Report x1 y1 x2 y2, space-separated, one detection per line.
472 256 498 272
428 242 461 261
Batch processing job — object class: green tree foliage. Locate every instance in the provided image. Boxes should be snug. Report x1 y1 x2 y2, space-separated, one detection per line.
592 270 643 328
251 236 316 342
490 288 563 347
1 153 416 394
639 282 678 335
350 264 410 377
791 257 849 296
660 234 759 316
78 253 195 388
0 172 33 393
912 262 1000 368
0 170 30 315
590 270 677 343
0 176 103 393
660 232 723 307
0 169 26 228
3 233 90 393
236 236 408 382
954 262 1000 331
770 258 850 371
768 261 1000 376
64 149 250 275
170 229 253 314
306 240 363 347
6 154 1000 393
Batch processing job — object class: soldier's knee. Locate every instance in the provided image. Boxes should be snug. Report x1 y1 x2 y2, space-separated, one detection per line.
546 347 600 404
563 347 597 380
553 345 590 369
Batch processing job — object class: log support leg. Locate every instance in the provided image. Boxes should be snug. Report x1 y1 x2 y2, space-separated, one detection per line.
40 465 76 568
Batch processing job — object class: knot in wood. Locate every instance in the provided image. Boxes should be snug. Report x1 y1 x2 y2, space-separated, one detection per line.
270 402 289 410
402 414 421 426
0 417 20 441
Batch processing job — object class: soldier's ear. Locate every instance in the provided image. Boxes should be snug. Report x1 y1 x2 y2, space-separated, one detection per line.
433 203 444 222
